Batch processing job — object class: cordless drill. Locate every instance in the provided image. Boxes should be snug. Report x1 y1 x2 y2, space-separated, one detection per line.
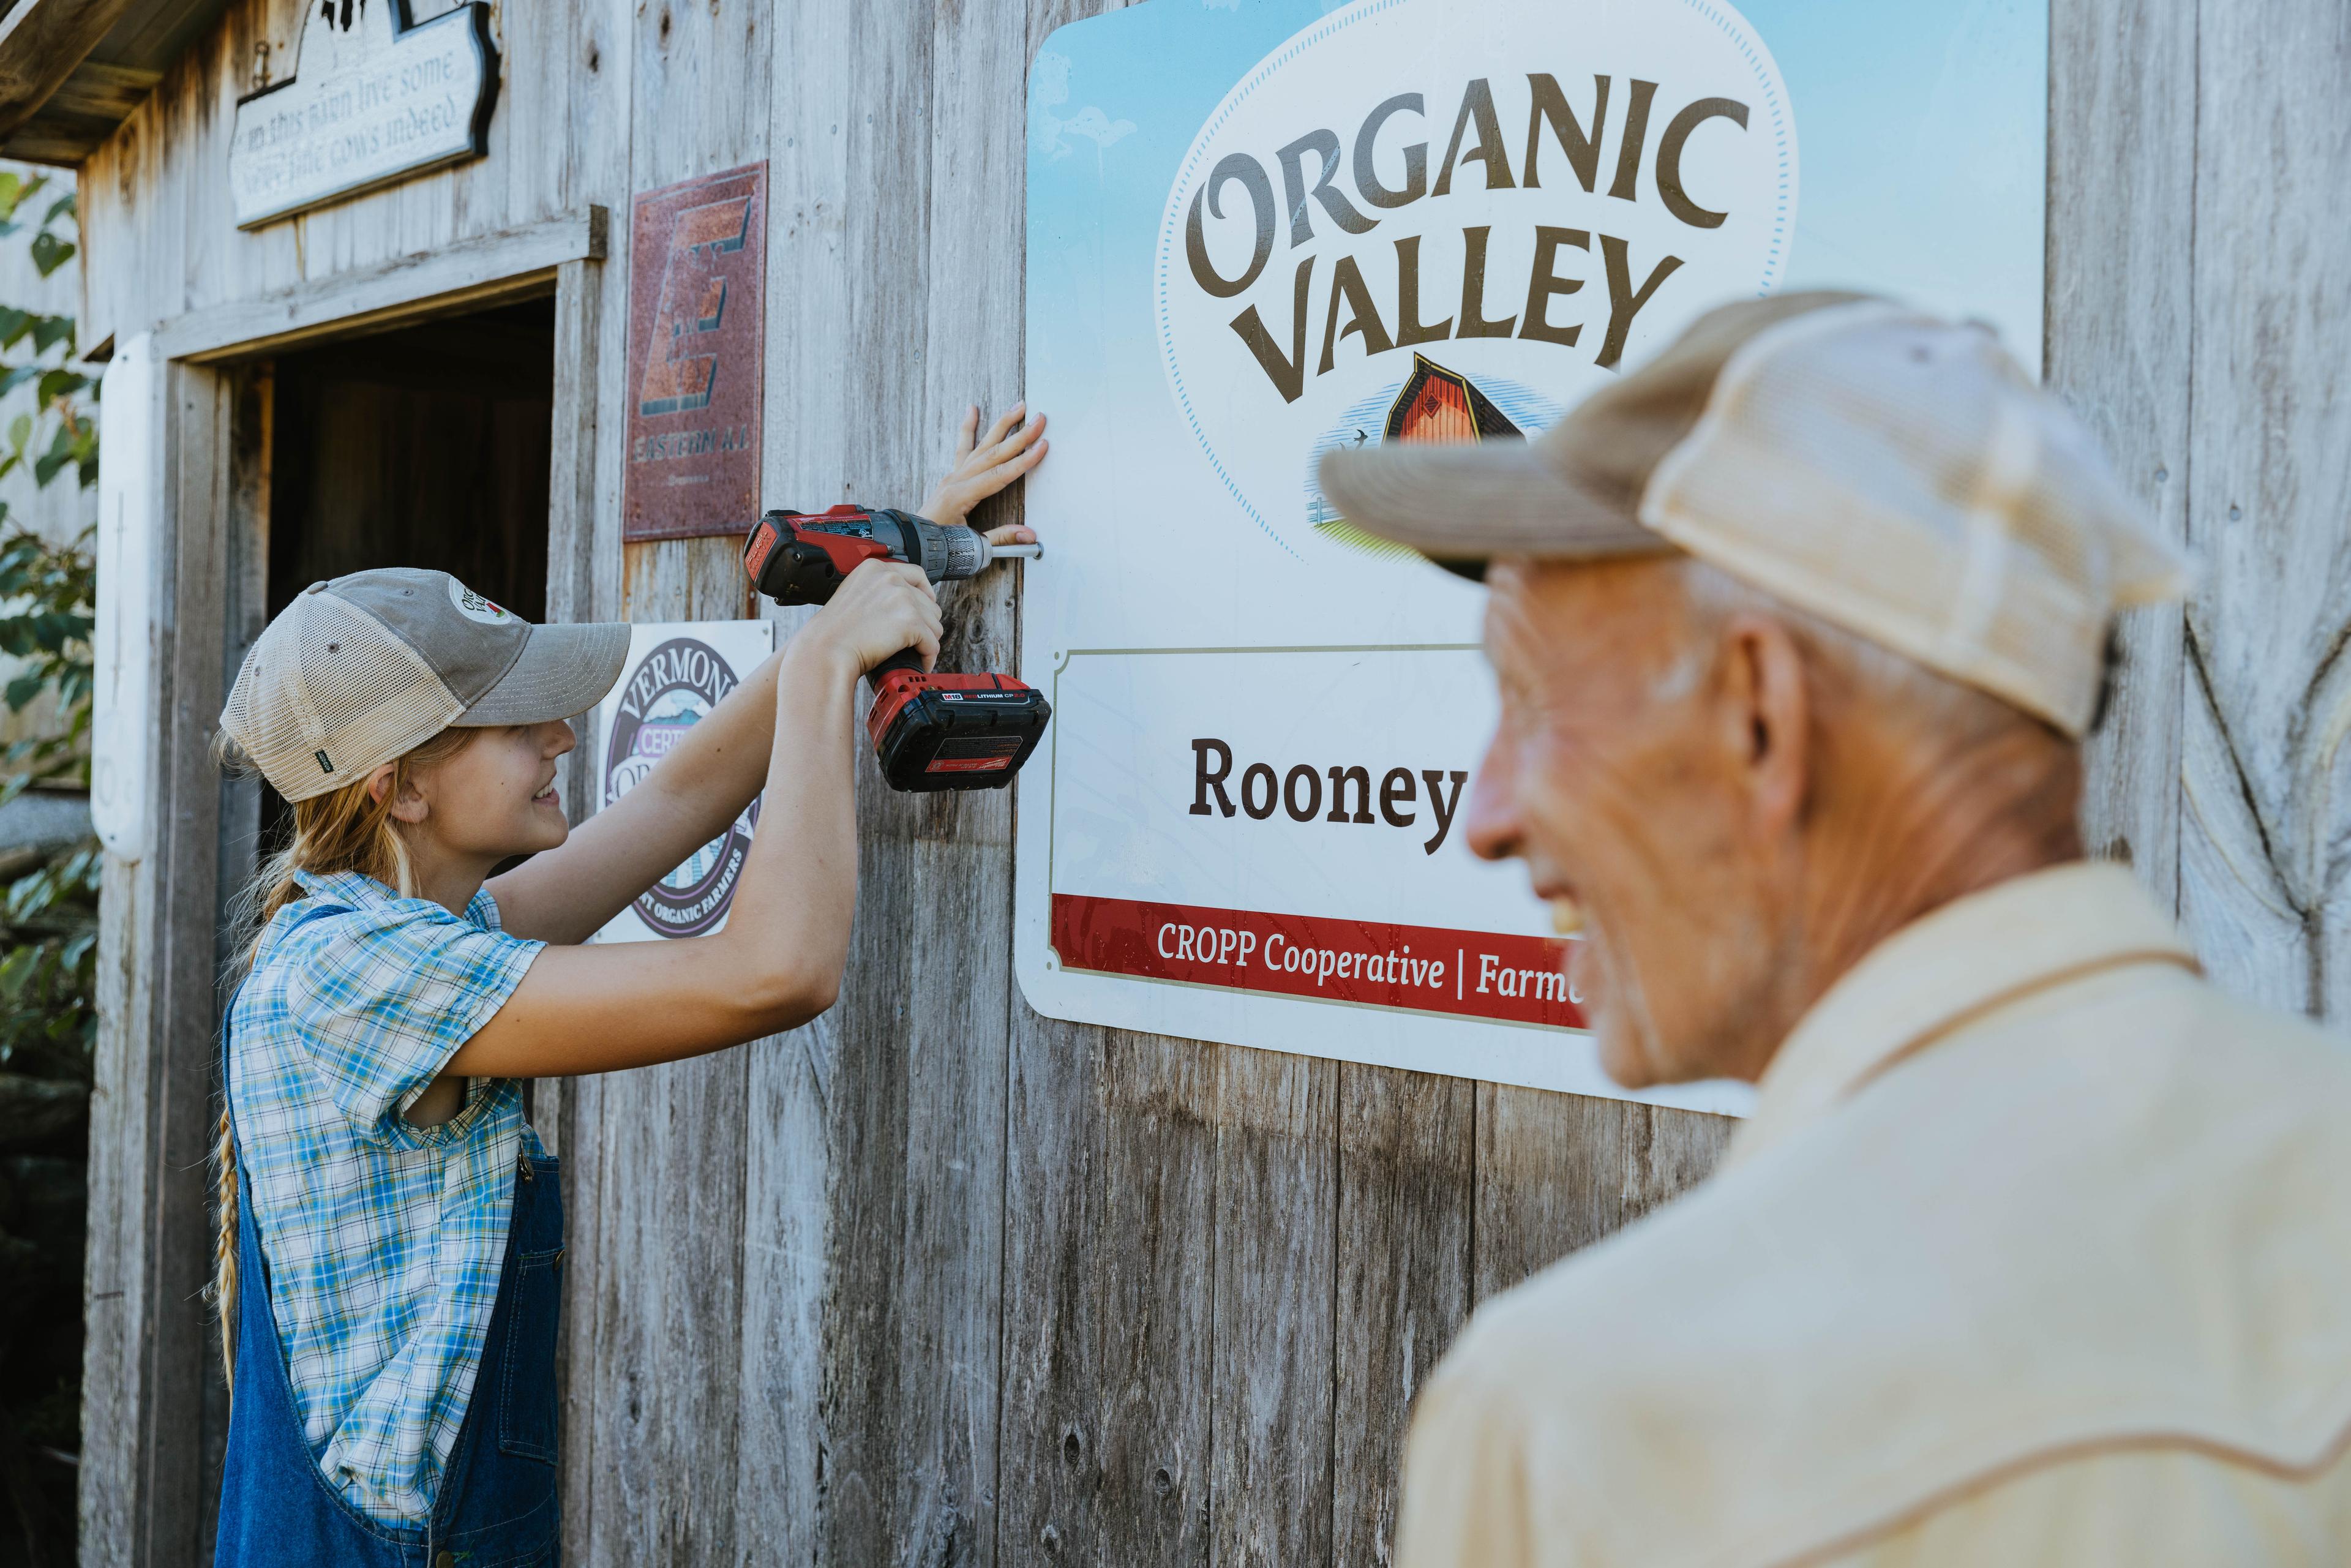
743 506 1051 792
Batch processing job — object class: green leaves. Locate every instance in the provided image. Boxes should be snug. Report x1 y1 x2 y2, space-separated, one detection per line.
0 168 97 1076
0 399 94 492
0 310 72 355
0 177 73 277
0 833 99 1070
28 231 72 279
0 522 97 1073
0 174 96 493
0 170 47 230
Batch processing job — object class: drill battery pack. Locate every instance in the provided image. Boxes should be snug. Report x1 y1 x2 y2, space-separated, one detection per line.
866 667 1051 792
746 505 1052 793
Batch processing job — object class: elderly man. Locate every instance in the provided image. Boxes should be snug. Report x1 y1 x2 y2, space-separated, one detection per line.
1318 294 2351 1566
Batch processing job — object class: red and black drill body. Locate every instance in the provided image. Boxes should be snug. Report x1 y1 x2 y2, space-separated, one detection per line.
743 506 1051 792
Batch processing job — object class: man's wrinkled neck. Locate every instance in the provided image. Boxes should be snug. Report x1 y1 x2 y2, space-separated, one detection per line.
1747 727 2085 1081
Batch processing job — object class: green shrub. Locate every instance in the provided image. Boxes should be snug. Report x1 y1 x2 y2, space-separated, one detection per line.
0 162 93 1568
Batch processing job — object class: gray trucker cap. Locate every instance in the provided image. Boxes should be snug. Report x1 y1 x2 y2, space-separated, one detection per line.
220 568 629 801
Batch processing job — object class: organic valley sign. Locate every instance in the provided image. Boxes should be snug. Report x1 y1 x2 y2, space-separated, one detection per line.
229 0 498 230
1016 0 2044 1109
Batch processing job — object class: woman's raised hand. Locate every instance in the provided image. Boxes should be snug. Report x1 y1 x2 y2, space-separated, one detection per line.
799 560 943 676
919 402 1049 544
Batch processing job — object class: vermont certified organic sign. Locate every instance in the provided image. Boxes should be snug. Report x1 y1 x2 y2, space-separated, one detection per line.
623 164 768 541
228 0 497 230
1019 0 2047 1109
593 621 778 943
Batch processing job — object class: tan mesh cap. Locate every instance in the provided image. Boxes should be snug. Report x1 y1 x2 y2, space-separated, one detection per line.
220 569 629 801
1316 293 2194 736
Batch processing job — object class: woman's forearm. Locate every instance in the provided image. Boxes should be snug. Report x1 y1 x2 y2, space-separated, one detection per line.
489 645 787 942
448 640 866 1077
708 639 865 1014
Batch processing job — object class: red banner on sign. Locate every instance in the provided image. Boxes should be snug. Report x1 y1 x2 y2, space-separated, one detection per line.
1049 893 1585 1030
623 163 767 541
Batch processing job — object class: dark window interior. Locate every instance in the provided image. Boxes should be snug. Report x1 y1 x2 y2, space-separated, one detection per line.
258 297 558 850
268 295 555 621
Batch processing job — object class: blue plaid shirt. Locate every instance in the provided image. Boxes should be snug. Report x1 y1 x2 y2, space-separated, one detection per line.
227 869 545 1525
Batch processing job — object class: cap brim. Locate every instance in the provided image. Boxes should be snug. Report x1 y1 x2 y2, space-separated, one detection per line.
1316 440 1674 567
456 621 631 726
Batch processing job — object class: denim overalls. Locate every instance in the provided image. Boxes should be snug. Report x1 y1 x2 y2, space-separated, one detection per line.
214 1062 566 1567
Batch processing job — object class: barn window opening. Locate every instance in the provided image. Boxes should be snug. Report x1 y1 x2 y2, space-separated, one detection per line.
266 296 555 625
252 293 558 852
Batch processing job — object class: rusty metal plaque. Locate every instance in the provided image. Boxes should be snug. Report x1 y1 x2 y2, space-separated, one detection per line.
623 163 767 542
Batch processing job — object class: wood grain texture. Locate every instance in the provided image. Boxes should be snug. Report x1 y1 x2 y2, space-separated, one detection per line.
80 363 235 1567
725 1 850 1562
547 12 633 1547
571 0 772 1561
572 540 757 1568
807 33 1015 1553
1210 1048 1337 1568
0 0 139 138
580 533 756 1557
2052 0 2195 907
152 208 601 361
1090 1031 1219 1568
80 855 152 1562
77 0 589 353
1334 1065 1472 1568
1472 1086 1627 1302
2175 0 2351 1021
996 1010 1109 1566
200 358 274 1550
546 255 607 822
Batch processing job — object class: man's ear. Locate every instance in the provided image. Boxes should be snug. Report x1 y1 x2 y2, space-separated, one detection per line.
1716 613 1809 831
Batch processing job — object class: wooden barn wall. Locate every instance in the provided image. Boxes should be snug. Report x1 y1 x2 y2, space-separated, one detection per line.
75 0 2351 1562
77 0 600 351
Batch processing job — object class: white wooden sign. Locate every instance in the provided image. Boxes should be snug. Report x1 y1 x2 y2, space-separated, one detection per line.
590 621 777 943
1017 0 2048 1111
92 334 162 863
228 0 498 230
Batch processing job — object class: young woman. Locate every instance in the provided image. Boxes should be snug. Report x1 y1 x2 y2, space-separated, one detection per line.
209 408 1045 1566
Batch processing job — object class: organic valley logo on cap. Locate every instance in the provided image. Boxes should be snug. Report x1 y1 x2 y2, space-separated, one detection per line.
1156 0 1796 556
448 578 514 625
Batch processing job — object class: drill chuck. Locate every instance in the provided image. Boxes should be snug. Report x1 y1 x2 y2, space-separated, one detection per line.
744 505 1037 602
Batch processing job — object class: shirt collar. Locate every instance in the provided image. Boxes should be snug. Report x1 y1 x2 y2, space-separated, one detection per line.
290 867 502 930
1727 861 2199 1168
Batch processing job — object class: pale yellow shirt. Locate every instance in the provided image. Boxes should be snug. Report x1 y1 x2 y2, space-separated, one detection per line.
1399 863 2351 1567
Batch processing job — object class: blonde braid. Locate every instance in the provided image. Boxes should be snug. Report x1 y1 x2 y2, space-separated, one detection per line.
209 724 479 1395
211 1105 242 1392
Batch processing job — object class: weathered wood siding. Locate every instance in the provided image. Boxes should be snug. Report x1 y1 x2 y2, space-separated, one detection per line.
76 0 2351 1562
77 0 601 353
2058 0 2351 1019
